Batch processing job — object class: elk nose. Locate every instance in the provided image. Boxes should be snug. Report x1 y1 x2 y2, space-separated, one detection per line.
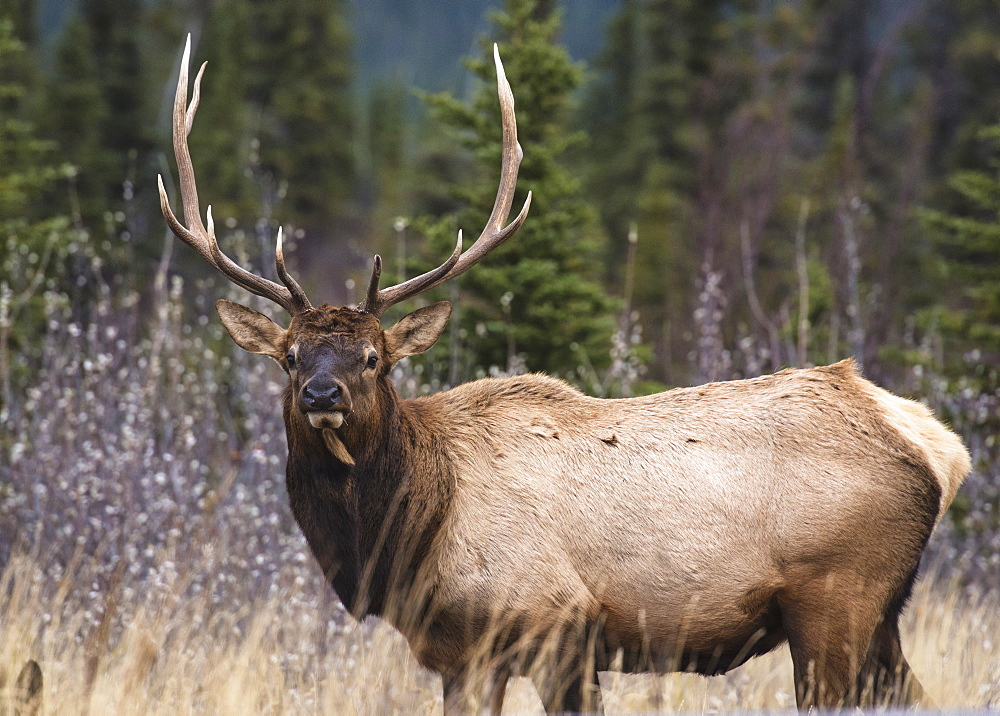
303 383 341 411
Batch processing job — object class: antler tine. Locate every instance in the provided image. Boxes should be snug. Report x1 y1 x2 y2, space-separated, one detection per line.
359 233 463 315
363 254 382 311
172 35 207 243
186 59 206 138
362 45 530 317
451 44 531 267
276 227 313 311
158 35 311 315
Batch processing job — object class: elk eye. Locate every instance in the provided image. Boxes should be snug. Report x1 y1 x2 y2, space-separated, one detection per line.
286 352 296 370
366 354 378 370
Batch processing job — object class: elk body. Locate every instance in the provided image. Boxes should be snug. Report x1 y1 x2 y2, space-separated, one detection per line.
159 38 971 714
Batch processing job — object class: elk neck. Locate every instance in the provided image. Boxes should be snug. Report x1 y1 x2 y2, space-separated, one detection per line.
281 378 455 621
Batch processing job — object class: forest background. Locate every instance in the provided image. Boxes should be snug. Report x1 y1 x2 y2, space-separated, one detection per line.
0 0 998 711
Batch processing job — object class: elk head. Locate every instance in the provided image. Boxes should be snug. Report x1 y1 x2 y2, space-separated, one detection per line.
158 36 530 455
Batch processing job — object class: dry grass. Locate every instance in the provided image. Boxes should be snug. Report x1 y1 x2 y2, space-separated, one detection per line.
1 550 997 715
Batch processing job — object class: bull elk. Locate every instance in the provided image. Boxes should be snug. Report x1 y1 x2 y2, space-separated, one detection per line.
158 37 971 713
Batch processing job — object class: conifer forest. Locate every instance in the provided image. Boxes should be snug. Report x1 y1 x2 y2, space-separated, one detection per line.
1 0 998 712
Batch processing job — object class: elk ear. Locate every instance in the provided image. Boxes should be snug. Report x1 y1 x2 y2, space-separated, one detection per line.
384 301 452 363
216 299 286 360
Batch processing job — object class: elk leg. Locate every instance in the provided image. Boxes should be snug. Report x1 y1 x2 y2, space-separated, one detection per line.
531 662 603 715
442 674 467 715
484 668 510 715
442 666 510 716
779 579 882 709
857 617 928 707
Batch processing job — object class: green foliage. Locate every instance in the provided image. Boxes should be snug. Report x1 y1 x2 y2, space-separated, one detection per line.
577 0 646 259
0 18 92 414
920 124 1000 377
4 0 1000 399
361 76 409 262
30 0 163 284
39 16 106 223
250 0 355 239
417 0 617 381
579 0 974 383
151 0 357 295
77 0 152 210
186 0 256 223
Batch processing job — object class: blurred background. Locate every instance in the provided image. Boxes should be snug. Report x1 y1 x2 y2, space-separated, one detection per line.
0 0 998 710
4 0 1000 388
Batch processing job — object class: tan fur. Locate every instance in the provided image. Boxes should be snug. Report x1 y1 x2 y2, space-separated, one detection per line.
854 381 971 524
418 361 958 627
394 360 968 710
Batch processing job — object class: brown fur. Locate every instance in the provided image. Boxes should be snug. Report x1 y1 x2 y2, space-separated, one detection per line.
216 302 971 714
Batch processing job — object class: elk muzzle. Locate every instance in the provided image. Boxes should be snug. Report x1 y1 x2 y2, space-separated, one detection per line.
300 379 351 429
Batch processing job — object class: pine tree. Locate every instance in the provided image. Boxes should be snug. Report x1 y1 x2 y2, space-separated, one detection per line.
921 123 1000 383
186 0 256 223
362 75 410 265
35 0 157 266
39 15 106 225
578 0 646 269
80 0 152 205
0 18 91 414
581 0 726 381
3 0 34 45
909 0 1000 179
250 0 355 245
1 0 36 83
419 0 617 382
136 1 355 297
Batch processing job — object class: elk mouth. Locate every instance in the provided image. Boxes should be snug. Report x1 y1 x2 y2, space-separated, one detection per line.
307 410 347 430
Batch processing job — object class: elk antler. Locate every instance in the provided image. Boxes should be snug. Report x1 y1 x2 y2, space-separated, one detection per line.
158 35 312 315
359 44 532 317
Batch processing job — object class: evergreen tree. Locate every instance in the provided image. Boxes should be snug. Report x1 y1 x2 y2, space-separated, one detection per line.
39 15 106 224
186 0 256 224
362 75 410 265
2 0 34 45
250 0 355 247
580 0 950 383
578 0 645 269
910 0 1000 179
105 1 357 298
35 0 157 266
419 0 617 382
367 77 407 205
80 0 152 206
1 0 35 77
165 0 356 295
0 18 92 413
581 0 727 381
921 123 1000 383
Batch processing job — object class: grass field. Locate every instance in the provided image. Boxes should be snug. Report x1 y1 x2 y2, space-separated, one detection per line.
1 549 997 714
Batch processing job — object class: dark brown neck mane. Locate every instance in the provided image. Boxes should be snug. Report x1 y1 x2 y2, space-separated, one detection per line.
282 378 454 621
